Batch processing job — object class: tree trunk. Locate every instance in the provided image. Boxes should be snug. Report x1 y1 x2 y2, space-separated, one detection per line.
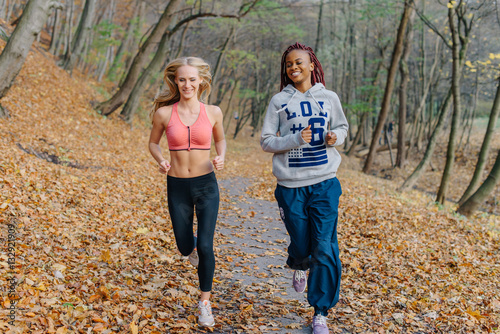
436 3 467 204
398 88 453 192
347 112 368 157
120 0 145 87
53 0 72 56
457 149 500 217
172 20 189 59
363 0 413 173
119 31 171 122
343 0 357 150
396 7 415 168
62 0 75 57
96 0 183 116
458 78 500 205
224 77 238 133
107 0 140 81
463 70 480 152
6 0 16 22
97 45 113 82
209 25 234 105
314 0 324 52
0 0 62 99
48 6 61 54
0 0 6 21
61 0 96 72
407 37 441 157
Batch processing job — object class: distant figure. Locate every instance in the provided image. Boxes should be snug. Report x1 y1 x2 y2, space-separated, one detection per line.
261 42 348 334
387 121 394 144
148 57 226 328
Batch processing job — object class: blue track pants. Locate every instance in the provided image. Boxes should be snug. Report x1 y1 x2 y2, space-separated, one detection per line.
275 177 342 316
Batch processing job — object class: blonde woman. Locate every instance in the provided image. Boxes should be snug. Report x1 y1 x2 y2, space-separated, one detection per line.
148 57 226 327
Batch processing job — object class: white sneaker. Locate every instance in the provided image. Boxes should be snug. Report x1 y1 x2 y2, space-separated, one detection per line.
188 247 199 266
198 300 215 327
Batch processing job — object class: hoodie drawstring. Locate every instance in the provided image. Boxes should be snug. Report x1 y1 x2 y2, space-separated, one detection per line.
275 89 298 113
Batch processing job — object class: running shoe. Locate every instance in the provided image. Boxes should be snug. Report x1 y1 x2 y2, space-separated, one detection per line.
188 247 199 266
292 269 307 293
312 314 329 334
198 300 215 327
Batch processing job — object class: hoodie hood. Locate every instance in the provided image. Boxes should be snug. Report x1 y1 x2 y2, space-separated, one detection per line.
276 83 327 113
281 82 325 95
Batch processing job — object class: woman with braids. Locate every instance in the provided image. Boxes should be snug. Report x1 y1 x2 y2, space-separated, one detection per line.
260 42 348 334
148 57 225 328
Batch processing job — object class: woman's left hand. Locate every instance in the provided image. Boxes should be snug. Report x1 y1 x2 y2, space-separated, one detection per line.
212 156 224 170
325 131 337 146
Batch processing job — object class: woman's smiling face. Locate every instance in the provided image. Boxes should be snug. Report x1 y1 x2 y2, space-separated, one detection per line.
175 65 202 100
285 49 314 90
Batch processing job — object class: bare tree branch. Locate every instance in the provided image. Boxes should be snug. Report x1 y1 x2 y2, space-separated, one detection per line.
169 0 261 36
411 0 452 49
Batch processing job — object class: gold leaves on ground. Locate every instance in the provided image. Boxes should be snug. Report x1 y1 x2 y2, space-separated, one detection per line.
244 162 499 332
1 30 499 333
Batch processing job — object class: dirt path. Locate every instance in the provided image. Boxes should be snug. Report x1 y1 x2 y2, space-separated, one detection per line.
213 177 313 333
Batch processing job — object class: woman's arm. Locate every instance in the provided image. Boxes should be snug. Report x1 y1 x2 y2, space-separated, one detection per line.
211 106 226 170
260 99 306 153
326 92 349 147
148 107 171 174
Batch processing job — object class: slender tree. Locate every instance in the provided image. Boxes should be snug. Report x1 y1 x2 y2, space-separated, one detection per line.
436 0 471 204
406 37 441 158
396 6 416 168
398 88 453 192
209 25 235 105
400 0 474 192
314 0 324 52
61 0 96 72
107 0 140 81
363 0 414 173
458 78 500 205
48 5 61 54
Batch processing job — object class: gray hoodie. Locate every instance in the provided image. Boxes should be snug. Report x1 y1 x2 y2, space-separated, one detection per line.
260 83 348 188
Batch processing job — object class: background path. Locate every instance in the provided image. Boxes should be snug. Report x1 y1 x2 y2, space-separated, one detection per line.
214 177 313 333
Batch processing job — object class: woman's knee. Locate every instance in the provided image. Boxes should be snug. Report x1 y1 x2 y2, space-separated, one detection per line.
196 239 214 257
311 240 336 262
177 243 193 256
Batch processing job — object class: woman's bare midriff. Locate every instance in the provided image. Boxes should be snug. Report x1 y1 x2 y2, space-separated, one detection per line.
168 149 213 178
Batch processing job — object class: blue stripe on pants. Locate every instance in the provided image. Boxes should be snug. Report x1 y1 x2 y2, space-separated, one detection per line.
275 177 342 316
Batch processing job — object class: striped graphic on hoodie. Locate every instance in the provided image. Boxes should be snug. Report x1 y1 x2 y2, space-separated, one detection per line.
289 144 328 167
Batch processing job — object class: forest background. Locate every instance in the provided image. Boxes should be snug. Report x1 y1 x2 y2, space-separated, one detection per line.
0 0 499 333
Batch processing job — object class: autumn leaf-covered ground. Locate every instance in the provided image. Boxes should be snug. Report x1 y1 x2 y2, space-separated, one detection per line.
1 35 499 334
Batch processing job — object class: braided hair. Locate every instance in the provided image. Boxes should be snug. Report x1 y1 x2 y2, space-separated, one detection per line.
280 42 325 91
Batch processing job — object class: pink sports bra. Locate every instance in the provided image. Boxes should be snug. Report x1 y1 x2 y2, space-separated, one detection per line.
166 102 212 151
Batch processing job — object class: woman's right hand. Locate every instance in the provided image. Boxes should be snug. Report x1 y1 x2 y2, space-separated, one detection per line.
301 124 312 143
159 160 171 174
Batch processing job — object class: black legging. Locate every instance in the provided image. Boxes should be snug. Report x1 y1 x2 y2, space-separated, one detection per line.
166 172 219 292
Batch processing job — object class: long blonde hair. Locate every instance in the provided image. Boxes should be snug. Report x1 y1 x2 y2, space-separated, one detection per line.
151 57 212 120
